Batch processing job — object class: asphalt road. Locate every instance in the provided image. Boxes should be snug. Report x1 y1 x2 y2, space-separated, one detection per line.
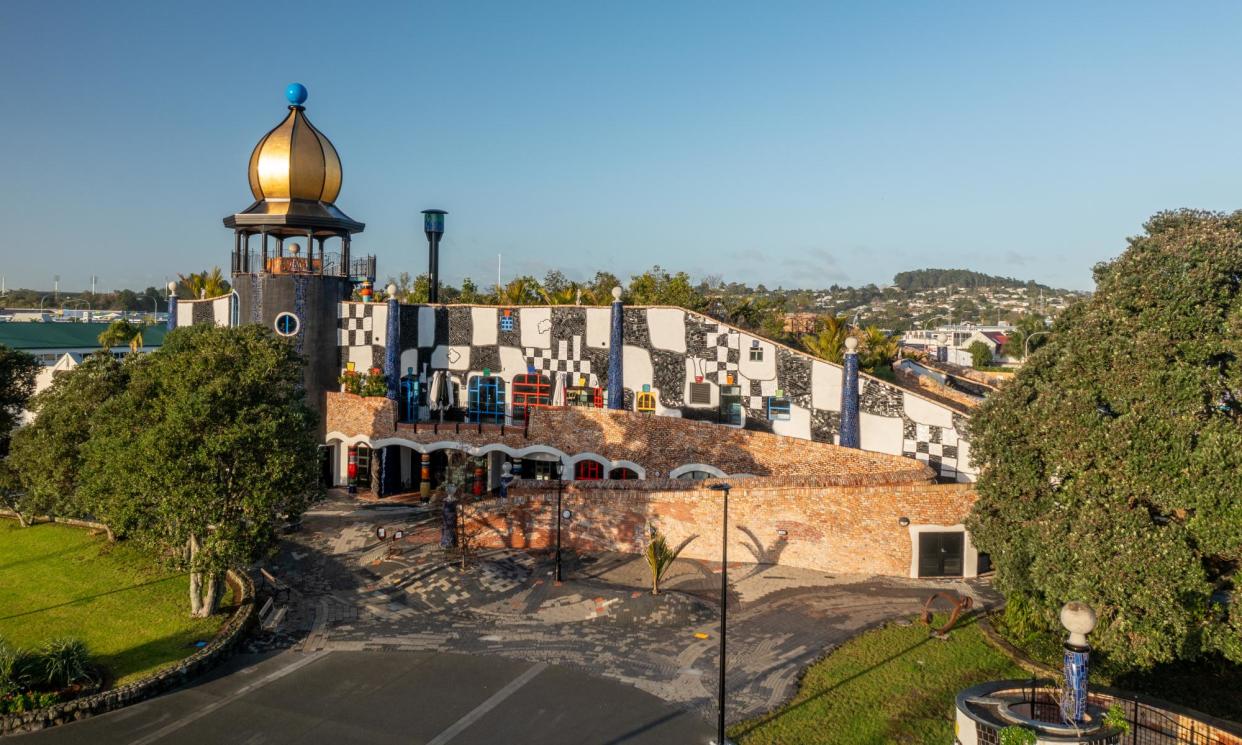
15 651 713 745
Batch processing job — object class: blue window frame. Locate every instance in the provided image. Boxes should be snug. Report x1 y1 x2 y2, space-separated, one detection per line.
399 368 421 422
467 376 506 423
499 312 515 332
766 397 791 421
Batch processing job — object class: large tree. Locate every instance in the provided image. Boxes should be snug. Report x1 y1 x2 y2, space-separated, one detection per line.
83 325 321 617
8 353 128 527
967 209 1242 670
0 345 38 448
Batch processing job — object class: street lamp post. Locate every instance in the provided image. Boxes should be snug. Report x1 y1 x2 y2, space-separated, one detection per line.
707 482 733 745
422 209 447 303
554 460 565 582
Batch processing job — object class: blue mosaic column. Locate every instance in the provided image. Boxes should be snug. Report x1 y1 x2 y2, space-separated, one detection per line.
166 282 177 331
380 289 402 497
1060 602 1096 726
1063 646 1089 724
839 336 861 448
607 287 624 409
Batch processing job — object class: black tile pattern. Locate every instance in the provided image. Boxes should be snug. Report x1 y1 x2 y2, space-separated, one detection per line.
622 308 650 348
447 307 473 346
191 302 212 325
775 348 812 407
860 378 903 416
811 409 841 443
651 349 686 407
551 307 587 342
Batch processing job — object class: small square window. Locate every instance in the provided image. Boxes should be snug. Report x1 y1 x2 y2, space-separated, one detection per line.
689 382 712 405
766 397 791 421
499 314 515 332
749 346 763 362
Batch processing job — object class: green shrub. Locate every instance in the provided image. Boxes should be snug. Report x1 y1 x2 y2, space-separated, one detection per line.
0 640 39 695
998 725 1037 745
0 690 60 714
37 638 95 688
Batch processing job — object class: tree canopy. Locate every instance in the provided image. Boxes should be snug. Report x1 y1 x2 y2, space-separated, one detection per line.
967 209 1242 670
0 345 38 448
79 325 321 616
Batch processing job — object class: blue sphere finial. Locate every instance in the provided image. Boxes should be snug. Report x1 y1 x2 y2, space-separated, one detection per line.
285 83 308 106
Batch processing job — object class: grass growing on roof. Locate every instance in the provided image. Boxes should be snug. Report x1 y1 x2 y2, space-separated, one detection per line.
731 613 1024 745
0 520 231 685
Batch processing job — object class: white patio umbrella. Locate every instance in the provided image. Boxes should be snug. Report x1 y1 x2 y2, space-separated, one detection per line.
551 371 566 407
427 371 444 412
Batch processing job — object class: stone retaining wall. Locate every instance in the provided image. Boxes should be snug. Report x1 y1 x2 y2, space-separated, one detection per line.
0 566 255 736
463 481 977 576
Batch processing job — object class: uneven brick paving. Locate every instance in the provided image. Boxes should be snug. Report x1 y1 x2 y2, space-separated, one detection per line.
250 495 997 723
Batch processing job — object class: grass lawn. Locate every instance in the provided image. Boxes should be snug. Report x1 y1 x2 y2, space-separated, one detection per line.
0 520 231 685
731 614 1025 745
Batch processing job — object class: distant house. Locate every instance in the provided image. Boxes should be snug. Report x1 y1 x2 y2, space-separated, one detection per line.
783 312 818 334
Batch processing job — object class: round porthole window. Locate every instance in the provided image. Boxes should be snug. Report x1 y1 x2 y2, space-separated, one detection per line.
274 312 300 337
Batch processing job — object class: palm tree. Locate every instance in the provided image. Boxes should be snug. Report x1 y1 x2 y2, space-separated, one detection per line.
177 267 229 299
860 326 899 372
801 315 849 364
643 532 688 595
494 276 541 305
540 284 579 305
97 320 143 353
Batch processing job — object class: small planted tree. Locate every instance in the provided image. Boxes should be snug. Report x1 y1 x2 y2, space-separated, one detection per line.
967 340 993 369
644 532 686 595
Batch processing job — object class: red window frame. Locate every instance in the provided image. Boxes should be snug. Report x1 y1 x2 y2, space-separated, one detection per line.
575 460 603 480
608 467 638 480
512 373 552 422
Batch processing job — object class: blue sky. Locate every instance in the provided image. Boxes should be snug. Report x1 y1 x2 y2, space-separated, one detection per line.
2 1 1240 293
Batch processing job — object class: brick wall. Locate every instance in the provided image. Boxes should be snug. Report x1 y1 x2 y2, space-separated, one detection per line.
462 482 977 576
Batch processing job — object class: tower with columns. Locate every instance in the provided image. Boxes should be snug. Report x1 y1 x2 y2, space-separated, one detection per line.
222 84 372 420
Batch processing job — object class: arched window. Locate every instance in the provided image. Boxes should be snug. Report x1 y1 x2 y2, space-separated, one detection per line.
636 391 656 414
608 467 638 480
512 373 551 422
675 470 713 481
575 460 603 480
467 376 506 423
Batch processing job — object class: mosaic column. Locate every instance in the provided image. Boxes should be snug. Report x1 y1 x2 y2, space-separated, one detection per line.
380 288 402 497
839 336 861 448
1060 602 1097 725
607 287 624 409
347 445 358 495
420 452 431 501
166 282 178 331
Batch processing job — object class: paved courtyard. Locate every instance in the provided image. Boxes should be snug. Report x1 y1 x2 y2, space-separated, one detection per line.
251 494 994 721
18 492 995 743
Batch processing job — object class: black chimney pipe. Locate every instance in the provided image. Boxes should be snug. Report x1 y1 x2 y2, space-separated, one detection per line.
422 209 447 303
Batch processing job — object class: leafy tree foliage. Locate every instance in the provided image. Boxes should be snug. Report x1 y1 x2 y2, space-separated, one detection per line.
176 268 230 299
0 345 38 449
967 340 994 369
967 210 1242 670
626 266 705 310
97 319 145 352
8 354 129 529
82 325 320 616
892 268 1051 292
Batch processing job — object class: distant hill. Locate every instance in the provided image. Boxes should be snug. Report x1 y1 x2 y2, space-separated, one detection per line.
891 268 1056 293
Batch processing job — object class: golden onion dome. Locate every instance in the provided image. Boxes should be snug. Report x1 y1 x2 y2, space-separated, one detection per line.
247 84 342 203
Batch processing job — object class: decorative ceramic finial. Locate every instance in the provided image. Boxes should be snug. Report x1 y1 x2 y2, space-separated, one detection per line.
1060 602 1097 647
167 280 177 295
288 243 301 256
612 286 623 301
386 283 398 298
286 82 308 106
844 336 859 353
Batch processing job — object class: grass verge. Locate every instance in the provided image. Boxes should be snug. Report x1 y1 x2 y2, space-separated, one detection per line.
730 613 1024 745
0 520 231 685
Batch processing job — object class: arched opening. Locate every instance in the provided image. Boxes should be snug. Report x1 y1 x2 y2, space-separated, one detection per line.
574 460 604 481
608 467 638 480
635 391 656 414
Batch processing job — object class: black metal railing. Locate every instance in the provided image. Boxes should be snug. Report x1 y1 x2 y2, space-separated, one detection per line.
1009 682 1228 745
